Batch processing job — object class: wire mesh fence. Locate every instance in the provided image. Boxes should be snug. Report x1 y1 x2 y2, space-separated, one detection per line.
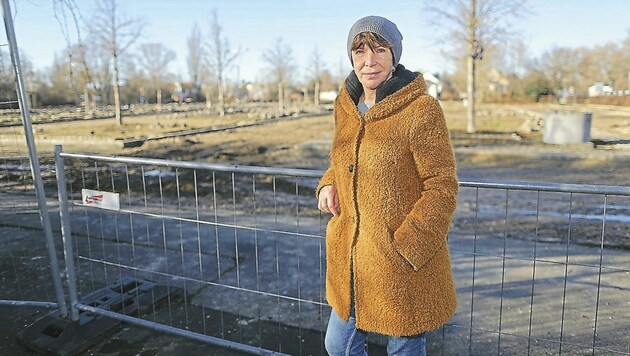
51 149 630 355
55 151 326 355
449 182 630 355
0 34 61 309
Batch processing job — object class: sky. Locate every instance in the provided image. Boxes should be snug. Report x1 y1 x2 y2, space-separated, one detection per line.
2 0 629 84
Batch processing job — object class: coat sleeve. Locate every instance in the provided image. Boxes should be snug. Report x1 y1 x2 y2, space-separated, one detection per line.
392 97 459 272
315 102 340 198
316 166 336 198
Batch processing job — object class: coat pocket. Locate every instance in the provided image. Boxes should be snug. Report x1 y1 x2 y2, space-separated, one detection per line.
374 223 416 272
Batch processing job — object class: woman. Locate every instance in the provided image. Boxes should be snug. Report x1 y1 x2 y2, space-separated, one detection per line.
316 15 459 355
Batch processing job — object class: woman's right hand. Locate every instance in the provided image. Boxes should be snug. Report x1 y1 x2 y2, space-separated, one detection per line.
318 185 339 216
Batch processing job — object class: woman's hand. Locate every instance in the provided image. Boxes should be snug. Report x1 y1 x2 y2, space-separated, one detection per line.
318 185 339 216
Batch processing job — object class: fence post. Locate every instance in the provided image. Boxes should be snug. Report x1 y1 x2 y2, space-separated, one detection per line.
1 0 68 317
54 145 80 321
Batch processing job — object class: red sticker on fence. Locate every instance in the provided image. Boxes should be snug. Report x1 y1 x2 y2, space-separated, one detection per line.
81 189 120 211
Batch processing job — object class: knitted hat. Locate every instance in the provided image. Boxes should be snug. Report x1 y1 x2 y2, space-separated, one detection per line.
347 16 403 67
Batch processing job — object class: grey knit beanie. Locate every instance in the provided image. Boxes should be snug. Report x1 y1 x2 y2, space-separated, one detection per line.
347 15 403 67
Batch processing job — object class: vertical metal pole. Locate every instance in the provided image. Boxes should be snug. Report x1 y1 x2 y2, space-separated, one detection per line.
54 145 80 321
1 0 68 317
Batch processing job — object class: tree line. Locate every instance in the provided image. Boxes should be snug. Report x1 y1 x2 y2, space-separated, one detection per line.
2 0 629 131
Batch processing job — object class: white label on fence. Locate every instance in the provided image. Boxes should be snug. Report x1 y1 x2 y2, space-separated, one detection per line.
81 189 120 211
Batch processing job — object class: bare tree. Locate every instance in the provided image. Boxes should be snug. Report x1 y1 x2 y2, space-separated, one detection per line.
336 58 348 93
426 0 527 133
38 54 75 104
67 43 95 114
51 0 121 114
52 0 99 116
137 43 175 112
187 22 205 101
52 0 80 105
539 46 582 97
310 46 326 108
206 10 239 117
263 37 295 115
590 43 627 90
89 0 144 125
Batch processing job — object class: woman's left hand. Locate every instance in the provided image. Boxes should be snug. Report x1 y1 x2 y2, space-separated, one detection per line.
318 185 339 216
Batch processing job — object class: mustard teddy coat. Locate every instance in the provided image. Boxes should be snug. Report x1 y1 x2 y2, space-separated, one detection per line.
317 73 459 336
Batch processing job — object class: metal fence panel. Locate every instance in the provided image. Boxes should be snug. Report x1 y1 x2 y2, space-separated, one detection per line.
55 149 630 355
448 184 630 355
0 0 66 316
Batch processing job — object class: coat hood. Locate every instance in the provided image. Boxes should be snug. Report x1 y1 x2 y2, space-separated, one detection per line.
340 65 429 122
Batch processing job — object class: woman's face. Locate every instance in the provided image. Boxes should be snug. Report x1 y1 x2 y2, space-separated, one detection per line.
351 44 394 91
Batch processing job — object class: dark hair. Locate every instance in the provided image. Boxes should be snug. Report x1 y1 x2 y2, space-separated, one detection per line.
350 32 393 56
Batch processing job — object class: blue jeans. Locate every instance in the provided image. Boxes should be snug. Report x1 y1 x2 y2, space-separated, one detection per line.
325 309 426 356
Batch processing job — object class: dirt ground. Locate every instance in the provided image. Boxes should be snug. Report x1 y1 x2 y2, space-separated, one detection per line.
121 102 630 187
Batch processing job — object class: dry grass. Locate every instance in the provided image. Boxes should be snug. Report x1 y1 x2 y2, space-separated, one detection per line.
442 101 630 137
0 113 254 139
2 101 627 140
0 102 627 159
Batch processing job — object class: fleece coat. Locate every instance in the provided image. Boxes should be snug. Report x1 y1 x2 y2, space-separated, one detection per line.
316 70 459 336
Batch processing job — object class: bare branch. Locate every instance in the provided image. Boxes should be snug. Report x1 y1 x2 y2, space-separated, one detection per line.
87 0 145 125
424 0 528 133
187 22 206 88
204 9 240 116
262 37 295 84
137 43 176 84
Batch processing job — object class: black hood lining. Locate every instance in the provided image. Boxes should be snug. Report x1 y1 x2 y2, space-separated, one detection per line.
345 64 417 105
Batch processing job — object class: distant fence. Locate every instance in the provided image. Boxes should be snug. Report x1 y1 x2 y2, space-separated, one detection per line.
43 147 630 355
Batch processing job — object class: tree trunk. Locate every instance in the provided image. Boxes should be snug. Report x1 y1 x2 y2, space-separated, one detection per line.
157 89 162 112
466 0 477 134
218 79 225 117
83 86 92 119
278 82 284 116
113 56 122 126
467 54 476 133
204 85 212 111
314 81 320 108
91 90 97 116
88 87 96 118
